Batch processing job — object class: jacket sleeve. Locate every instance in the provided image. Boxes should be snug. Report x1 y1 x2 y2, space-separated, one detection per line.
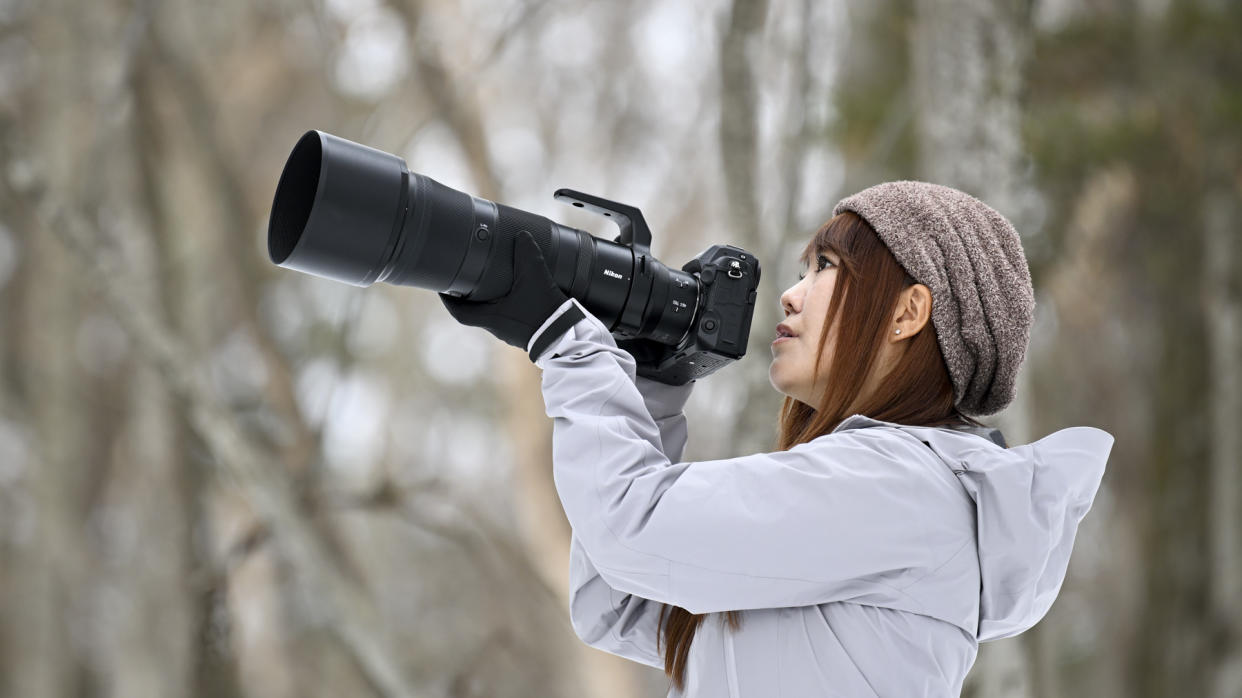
566 535 666 668
563 366 694 666
529 298 972 616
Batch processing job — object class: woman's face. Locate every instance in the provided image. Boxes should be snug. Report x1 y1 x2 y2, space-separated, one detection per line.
769 248 840 405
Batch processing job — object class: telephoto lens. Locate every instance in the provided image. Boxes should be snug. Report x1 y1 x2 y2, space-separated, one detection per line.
267 129 702 346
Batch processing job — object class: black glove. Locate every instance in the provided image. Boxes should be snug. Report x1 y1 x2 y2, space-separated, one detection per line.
614 336 670 368
439 231 580 361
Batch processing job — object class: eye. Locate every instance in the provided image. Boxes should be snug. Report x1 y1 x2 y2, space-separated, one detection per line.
797 254 833 281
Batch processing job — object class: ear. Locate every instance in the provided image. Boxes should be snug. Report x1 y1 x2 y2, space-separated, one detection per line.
892 283 933 339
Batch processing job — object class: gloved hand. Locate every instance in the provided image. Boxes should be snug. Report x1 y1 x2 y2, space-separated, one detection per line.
614 336 669 369
439 231 571 358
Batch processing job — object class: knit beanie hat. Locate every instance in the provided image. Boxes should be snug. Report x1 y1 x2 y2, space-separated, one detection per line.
832 181 1035 417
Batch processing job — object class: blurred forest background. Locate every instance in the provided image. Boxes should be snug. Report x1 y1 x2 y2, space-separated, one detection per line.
0 0 1239 696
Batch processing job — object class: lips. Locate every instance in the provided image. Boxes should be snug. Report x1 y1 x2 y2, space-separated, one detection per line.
776 323 797 339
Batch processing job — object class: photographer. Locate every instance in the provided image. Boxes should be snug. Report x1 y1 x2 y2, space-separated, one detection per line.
439 180 1115 698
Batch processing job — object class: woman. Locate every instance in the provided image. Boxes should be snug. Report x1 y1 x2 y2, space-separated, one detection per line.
441 180 1115 697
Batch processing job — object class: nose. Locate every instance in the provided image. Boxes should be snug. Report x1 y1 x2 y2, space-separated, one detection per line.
780 283 800 318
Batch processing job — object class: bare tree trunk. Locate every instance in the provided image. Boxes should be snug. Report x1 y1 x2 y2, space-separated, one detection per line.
1204 189 1242 698
5 3 96 691
10 183 86 698
385 1 615 694
1036 165 1143 698
717 0 788 461
93 365 192 697
911 0 1039 228
719 0 768 243
910 0 1039 695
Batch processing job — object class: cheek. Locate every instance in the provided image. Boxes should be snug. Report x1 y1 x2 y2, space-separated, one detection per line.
801 286 834 344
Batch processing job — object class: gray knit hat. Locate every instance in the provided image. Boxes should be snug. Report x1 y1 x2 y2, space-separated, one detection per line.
832 181 1035 417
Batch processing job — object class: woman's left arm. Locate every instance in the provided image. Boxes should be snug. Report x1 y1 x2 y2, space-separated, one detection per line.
529 298 973 617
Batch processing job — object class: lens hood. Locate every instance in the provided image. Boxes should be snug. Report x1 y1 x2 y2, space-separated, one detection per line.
268 130 409 286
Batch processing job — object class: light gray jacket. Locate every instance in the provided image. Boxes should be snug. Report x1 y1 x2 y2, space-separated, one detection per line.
529 298 1115 698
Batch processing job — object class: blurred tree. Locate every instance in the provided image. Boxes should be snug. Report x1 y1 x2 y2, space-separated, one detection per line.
1022 3 1242 697
0 0 1236 697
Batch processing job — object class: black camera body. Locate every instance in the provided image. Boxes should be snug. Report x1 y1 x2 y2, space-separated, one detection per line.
543 189 761 385
615 244 760 385
267 130 762 385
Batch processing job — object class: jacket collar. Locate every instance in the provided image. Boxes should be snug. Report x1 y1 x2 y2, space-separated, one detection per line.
832 413 1008 449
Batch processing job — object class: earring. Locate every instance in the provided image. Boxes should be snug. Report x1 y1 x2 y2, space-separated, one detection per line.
894 329 901 334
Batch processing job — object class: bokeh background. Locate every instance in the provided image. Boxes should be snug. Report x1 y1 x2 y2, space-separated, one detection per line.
0 0 1239 696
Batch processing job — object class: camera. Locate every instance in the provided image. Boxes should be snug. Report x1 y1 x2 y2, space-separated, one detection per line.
266 130 761 384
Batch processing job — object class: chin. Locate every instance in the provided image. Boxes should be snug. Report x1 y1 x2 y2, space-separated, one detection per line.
768 368 793 399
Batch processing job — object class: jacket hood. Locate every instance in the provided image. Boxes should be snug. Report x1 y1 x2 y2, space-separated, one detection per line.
833 414 1114 642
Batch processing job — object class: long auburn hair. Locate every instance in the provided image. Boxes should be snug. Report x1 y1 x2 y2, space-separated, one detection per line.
656 210 988 691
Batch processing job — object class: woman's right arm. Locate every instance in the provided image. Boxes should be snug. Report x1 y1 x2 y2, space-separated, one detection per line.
566 375 694 668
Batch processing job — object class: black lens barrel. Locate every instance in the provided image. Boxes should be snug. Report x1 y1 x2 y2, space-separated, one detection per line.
267 130 699 346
